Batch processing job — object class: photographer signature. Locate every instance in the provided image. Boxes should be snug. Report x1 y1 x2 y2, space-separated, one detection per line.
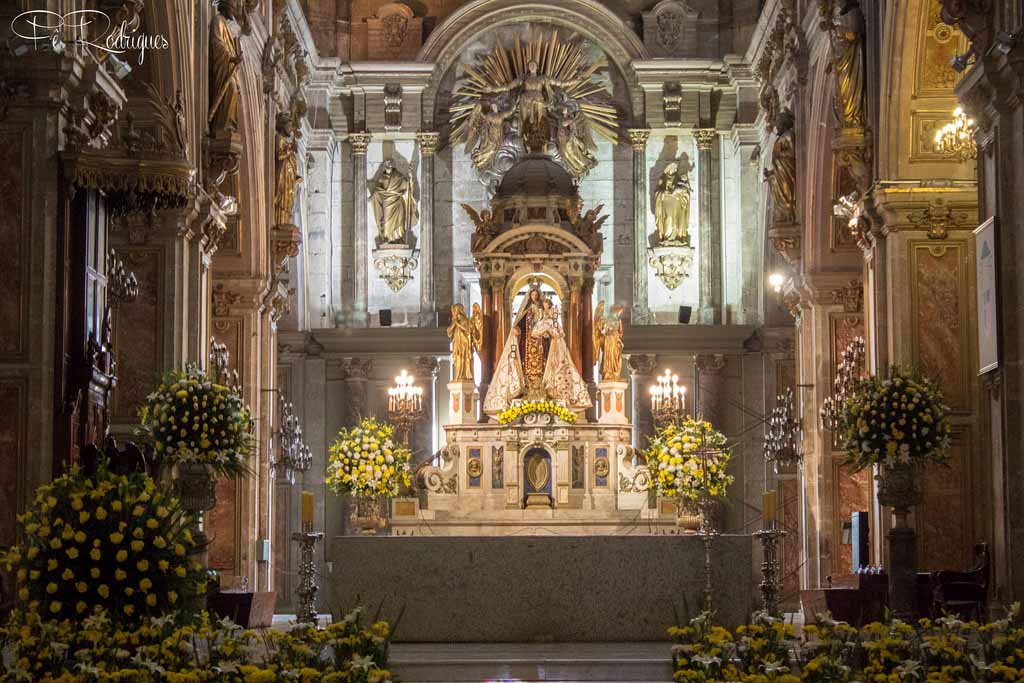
12 10 168 65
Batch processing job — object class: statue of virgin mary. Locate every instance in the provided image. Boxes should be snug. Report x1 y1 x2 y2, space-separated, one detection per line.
482 287 591 413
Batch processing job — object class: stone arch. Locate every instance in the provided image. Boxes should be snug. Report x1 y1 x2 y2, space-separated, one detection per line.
876 0 972 181
417 0 648 128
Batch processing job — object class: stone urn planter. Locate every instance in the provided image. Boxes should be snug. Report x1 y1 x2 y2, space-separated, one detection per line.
675 499 703 533
171 462 219 514
876 464 921 528
350 495 387 535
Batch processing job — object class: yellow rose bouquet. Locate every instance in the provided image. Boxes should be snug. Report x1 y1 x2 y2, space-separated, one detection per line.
0 462 206 624
643 416 733 502
840 365 952 471
139 365 254 477
497 400 578 425
326 418 412 498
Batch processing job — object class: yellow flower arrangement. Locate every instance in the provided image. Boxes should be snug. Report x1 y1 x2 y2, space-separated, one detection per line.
497 400 578 425
0 462 206 625
326 418 412 498
0 607 394 682
139 365 254 477
841 365 952 471
673 606 1024 683
644 416 732 502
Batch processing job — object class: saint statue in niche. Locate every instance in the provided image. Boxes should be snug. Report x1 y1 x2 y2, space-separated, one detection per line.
370 160 418 245
273 115 301 226
827 0 865 127
208 0 241 134
653 162 692 244
483 286 591 412
764 109 797 225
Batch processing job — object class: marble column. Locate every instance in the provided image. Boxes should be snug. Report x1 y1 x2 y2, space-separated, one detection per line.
695 129 723 324
629 129 651 324
413 356 439 458
734 126 763 324
416 132 440 325
341 357 373 425
695 353 726 425
349 133 371 326
628 354 658 450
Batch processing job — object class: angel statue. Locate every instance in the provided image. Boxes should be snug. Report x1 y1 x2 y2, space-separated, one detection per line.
448 304 474 382
462 203 497 250
555 104 598 177
462 101 515 171
470 303 484 358
371 160 418 245
593 300 625 381
653 162 692 244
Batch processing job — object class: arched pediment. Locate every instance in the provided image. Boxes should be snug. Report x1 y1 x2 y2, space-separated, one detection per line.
478 224 595 258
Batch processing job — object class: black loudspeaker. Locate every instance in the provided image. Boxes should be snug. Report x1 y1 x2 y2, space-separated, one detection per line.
851 511 870 572
678 305 692 324
378 309 392 327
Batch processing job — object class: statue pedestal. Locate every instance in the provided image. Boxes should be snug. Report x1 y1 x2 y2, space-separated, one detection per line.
597 380 629 425
648 243 695 291
447 380 477 425
372 243 419 293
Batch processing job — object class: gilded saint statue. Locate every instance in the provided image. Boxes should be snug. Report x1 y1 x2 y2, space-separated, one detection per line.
653 162 692 244
764 110 797 225
470 303 484 355
209 0 242 134
273 116 301 226
828 1 865 128
371 160 418 245
593 300 624 381
448 304 474 382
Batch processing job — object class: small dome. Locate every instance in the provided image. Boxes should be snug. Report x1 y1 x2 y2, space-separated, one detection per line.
495 154 577 199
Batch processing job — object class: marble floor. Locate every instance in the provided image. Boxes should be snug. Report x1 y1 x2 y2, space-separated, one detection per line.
389 642 674 683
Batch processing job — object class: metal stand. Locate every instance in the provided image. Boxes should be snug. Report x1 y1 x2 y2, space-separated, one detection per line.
754 526 785 616
292 528 324 625
698 499 717 613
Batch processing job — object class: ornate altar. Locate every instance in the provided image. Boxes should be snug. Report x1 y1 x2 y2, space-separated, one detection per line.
392 151 670 535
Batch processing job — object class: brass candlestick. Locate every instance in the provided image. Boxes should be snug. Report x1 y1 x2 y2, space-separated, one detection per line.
292 525 324 625
754 526 786 616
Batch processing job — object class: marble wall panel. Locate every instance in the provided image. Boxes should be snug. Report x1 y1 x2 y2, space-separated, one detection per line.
112 249 164 421
0 128 28 360
834 465 871 575
208 317 244 574
912 242 968 410
0 380 25 547
917 432 968 569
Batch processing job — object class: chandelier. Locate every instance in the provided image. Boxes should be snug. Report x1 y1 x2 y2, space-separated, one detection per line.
933 107 977 161
820 336 866 431
764 387 803 470
274 396 313 484
649 368 687 426
388 369 424 447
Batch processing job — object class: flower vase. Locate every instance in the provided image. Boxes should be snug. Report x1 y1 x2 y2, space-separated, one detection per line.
876 464 921 528
350 495 386 535
675 499 702 533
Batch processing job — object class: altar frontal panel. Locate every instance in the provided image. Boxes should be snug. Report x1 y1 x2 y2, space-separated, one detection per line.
329 535 753 641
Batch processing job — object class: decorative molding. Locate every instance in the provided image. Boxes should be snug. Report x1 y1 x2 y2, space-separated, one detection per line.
831 279 863 313
416 131 440 156
648 244 694 290
907 198 971 240
348 133 372 155
212 283 242 317
695 353 726 375
692 128 717 151
628 129 651 150
628 353 658 376
767 222 801 267
373 248 419 293
340 357 373 381
938 0 995 59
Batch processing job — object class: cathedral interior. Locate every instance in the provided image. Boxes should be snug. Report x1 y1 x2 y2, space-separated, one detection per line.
0 0 1022 678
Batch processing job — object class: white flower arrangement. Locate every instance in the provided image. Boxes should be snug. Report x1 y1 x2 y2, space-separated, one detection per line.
326 418 412 498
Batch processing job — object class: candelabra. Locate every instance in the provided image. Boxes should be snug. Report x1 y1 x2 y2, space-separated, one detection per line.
764 387 803 471
273 396 313 484
292 525 323 625
209 338 241 391
754 526 786 616
108 249 139 304
820 336 866 431
388 369 424 446
649 368 687 426
933 106 977 161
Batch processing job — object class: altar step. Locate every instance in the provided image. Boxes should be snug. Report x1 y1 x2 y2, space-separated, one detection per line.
389 642 673 682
